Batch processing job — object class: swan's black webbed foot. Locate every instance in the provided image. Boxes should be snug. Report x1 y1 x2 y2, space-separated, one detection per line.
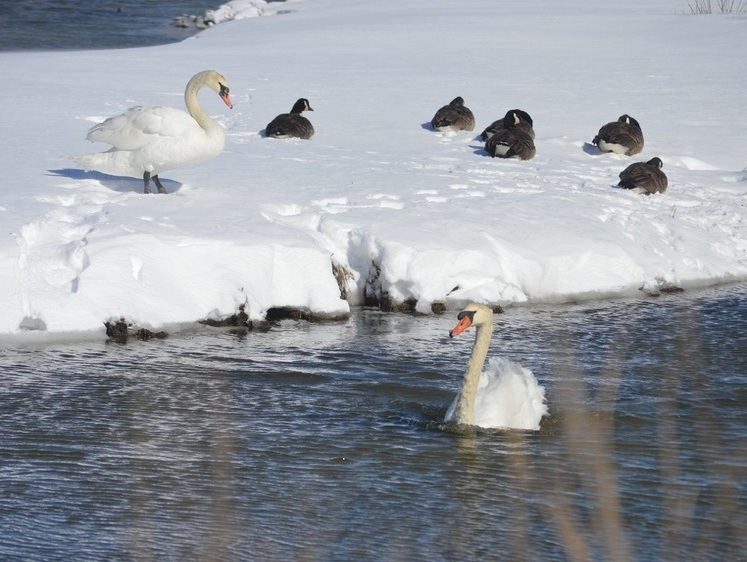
153 174 167 194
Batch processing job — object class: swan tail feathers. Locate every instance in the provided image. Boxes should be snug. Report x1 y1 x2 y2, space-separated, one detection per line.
72 152 143 179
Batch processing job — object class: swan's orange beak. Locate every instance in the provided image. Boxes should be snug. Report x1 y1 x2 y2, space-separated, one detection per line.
219 83 233 109
449 315 472 338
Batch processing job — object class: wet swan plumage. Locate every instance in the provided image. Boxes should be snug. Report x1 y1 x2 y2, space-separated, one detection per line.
446 303 547 429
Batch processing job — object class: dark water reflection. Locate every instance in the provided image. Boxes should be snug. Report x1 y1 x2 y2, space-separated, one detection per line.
0 0 210 52
1 284 745 561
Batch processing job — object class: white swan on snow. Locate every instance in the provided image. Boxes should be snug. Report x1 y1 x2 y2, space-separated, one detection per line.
74 70 233 194
446 303 548 430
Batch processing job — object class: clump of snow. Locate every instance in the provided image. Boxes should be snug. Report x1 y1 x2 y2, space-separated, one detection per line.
0 0 745 338
206 0 268 25
173 0 275 31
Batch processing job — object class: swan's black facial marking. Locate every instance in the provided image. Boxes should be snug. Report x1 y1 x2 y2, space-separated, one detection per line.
457 310 476 323
218 83 233 109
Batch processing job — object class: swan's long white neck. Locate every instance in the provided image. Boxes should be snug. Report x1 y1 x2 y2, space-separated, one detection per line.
453 318 493 425
184 75 221 135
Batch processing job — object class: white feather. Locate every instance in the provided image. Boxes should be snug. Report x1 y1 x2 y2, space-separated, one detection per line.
73 70 230 179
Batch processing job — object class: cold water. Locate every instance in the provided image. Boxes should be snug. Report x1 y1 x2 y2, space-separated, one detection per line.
1 284 745 560
0 1 216 51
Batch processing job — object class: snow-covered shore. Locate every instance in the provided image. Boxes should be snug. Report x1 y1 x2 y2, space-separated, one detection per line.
1 0 745 339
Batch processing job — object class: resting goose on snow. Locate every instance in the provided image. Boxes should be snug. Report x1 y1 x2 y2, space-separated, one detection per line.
617 157 668 194
485 111 536 160
480 109 534 141
593 114 644 156
265 98 315 139
430 96 475 133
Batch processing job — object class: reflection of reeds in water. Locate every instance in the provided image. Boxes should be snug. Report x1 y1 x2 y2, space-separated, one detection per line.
547 302 744 561
549 331 632 562
111 296 744 559
124 374 243 561
657 306 745 562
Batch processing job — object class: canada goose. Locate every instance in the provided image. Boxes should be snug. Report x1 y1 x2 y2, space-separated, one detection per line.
485 112 536 160
265 98 315 139
618 157 668 194
480 109 534 141
430 96 475 132
593 114 644 156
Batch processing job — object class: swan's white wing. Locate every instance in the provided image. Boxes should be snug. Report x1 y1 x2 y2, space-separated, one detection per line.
444 394 458 423
86 106 200 151
472 357 547 430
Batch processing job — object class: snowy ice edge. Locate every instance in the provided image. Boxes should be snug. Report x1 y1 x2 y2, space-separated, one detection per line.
5 206 746 342
172 0 286 30
3 0 747 339
6 130 747 339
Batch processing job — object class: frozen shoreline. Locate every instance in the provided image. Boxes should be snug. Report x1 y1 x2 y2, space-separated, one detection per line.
1 0 745 339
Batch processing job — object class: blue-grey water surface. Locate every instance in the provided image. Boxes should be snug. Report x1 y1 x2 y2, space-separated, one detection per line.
1 284 745 561
0 1 216 51
0 9 745 560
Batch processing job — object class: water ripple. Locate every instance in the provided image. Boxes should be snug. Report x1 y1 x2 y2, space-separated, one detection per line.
1 285 745 560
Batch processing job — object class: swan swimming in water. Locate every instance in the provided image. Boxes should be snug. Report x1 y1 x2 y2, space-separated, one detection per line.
74 70 233 194
446 303 547 430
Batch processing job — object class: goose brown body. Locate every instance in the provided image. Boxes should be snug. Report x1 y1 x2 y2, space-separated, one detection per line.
618 157 668 194
485 111 536 160
593 114 644 156
430 96 475 133
480 109 534 141
265 98 315 139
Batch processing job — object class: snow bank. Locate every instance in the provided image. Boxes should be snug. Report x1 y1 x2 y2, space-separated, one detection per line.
0 0 745 338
